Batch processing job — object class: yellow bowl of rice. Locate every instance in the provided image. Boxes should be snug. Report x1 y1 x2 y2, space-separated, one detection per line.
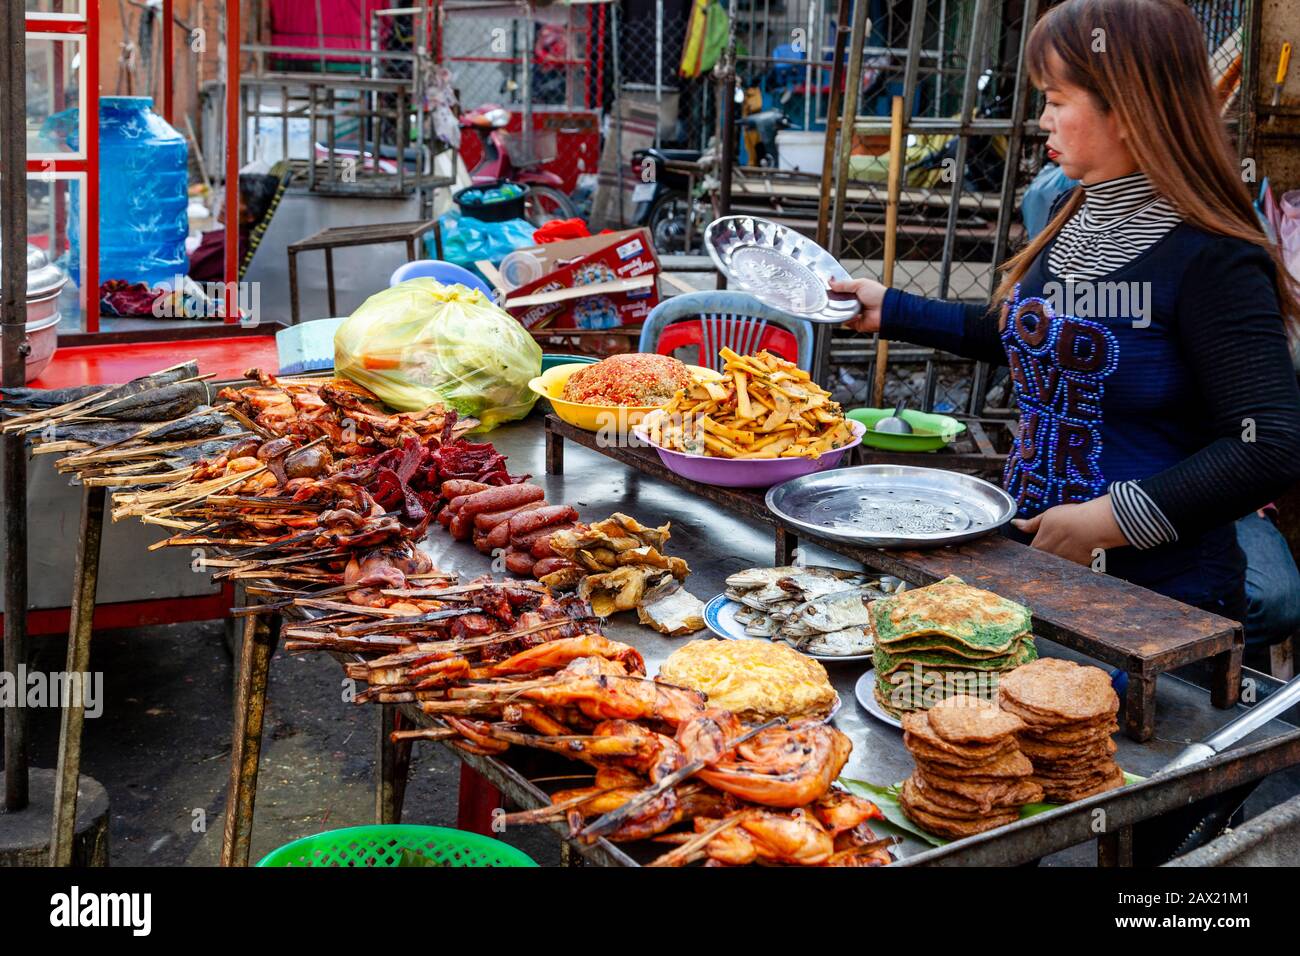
529 354 721 433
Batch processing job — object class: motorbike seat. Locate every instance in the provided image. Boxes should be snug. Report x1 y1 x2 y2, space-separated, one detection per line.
460 107 512 129
652 148 703 162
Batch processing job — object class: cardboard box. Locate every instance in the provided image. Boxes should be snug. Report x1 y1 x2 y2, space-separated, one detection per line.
478 227 660 331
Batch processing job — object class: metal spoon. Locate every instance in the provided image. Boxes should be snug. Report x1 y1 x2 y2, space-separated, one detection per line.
874 398 913 434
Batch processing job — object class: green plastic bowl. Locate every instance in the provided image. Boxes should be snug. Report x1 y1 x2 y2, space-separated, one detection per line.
540 353 599 375
847 407 967 452
255 824 538 868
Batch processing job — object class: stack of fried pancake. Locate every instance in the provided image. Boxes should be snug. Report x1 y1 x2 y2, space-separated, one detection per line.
898 695 1044 840
871 575 1037 719
997 658 1124 801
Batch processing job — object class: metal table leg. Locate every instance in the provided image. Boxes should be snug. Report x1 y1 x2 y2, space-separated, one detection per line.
1124 672 1158 743
775 525 798 566
220 610 279 867
324 248 338 317
1211 636 1244 709
377 704 413 825
1097 826 1134 867
288 249 300 325
545 425 565 476
50 484 106 866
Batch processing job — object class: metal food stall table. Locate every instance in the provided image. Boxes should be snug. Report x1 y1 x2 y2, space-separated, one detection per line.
220 415 1300 867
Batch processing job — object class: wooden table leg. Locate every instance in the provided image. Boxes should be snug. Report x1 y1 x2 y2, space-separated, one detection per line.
1211 635 1244 710
50 485 105 866
406 238 417 262
324 248 337 317
288 250 300 325
376 704 413 825
456 765 502 836
220 611 278 867
545 426 564 476
775 525 798 566
1123 672 1158 742
433 221 444 260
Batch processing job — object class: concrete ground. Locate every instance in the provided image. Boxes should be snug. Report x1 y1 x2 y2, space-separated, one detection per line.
18 621 562 867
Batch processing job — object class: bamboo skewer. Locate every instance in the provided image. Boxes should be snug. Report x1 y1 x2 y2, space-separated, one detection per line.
218 402 273 440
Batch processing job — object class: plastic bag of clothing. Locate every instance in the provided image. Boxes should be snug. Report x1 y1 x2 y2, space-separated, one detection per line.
1280 190 1300 370
334 278 542 431
1022 164 1078 238
430 209 537 274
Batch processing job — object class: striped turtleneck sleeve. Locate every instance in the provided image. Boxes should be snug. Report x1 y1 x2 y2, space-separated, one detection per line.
1109 480 1178 549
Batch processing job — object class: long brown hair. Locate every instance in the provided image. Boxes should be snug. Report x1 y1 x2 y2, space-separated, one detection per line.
994 0 1300 335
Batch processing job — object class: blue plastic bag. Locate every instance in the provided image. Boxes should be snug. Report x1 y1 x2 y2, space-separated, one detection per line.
430 210 536 277
1021 164 1078 238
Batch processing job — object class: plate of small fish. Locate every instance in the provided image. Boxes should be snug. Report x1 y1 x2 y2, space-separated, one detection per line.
705 565 905 661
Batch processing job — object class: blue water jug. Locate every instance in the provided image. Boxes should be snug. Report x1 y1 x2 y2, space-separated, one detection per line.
68 96 190 289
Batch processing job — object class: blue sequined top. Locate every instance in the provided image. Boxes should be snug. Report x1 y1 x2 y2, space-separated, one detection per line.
879 222 1300 612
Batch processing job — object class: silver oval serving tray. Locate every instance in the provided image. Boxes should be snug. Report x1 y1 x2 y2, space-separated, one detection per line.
704 215 862 324
765 464 1016 549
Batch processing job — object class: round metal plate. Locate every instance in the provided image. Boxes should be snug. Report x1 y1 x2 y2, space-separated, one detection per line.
704 215 862 324
854 669 902 729
765 464 1016 549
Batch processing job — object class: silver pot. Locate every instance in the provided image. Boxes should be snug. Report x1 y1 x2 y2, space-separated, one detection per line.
1 241 68 382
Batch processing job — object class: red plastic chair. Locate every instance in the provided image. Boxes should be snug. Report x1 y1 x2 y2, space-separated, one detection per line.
638 291 814 371
652 318 800 367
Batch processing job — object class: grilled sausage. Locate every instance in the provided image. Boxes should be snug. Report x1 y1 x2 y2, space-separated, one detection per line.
507 505 579 540
473 499 546 532
472 528 494 554
532 557 578 578
441 479 491 501
457 483 545 519
485 517 514 551
449 511 474 541
530 532 565 560
504 548 537 576
511 521 579 550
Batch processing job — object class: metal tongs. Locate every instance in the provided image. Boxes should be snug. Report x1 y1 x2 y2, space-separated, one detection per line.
1158 670 1300 774
1136 670 1300 863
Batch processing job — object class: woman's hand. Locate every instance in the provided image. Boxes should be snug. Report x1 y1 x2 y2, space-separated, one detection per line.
1011 495 1129 567
828 278 887 333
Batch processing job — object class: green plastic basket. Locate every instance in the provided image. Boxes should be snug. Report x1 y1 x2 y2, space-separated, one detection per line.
540 353 599 375
255 824 538 868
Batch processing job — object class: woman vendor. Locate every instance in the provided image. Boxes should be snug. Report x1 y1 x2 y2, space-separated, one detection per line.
832 0 1300 625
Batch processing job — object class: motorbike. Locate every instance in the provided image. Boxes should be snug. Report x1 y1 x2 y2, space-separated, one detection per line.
737 106 791 167
459 104 577 225
630 143 716 256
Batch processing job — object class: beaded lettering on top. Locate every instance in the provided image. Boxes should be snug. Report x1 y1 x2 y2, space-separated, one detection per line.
1000 288 1120 516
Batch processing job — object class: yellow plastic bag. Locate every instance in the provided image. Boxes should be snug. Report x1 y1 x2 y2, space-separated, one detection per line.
335 279 542 431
